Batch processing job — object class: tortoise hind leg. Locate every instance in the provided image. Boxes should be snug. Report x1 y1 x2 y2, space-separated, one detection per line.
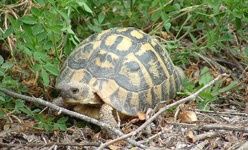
99 103 118 137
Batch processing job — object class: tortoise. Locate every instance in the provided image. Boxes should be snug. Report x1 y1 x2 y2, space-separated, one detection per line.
55 27 184 127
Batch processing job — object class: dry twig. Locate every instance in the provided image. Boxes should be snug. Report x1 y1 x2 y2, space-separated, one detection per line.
191 140 208 150
193 131 220 142
97 73 227 149
138 128 166 144
169 122 248 133
4 0 29 9
0 87 146 149
237 141 248 150
0 142 100 148
196 112 223 123
197 124 248 132
194 109 248 117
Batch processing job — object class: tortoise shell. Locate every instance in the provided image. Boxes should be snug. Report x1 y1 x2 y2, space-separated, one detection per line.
56 27 183 117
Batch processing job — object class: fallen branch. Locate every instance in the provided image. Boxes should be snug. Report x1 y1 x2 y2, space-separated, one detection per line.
197 124 248 132
237 141 248 150
194 109 248 117
0 87 146 149
192 131 220 142
169 122 248 133
0 142 100 148
97 73 227 150
196 112 221 123
191 140 208 150
138 128 165 144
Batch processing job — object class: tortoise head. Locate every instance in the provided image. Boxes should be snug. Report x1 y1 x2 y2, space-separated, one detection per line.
55 68 102 105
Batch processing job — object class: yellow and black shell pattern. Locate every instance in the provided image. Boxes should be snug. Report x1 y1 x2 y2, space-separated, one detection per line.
57 27 183 116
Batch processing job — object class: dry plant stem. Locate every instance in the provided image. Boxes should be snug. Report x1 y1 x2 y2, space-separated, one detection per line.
4 14 13 53
10 114 23 124
0 87 146 149
169 122 248 133
194 52 225 72
209 106 231 122
5 0 28 9
193 131 219 142
237 141 248 150
174 104 183 122
139 128 165 144
97 73 227 150
197 124 248 132
196 112 221 123
0 142 100 148
149 0 173 14
191 140 208 150
239 65 248 81
194 109 248 117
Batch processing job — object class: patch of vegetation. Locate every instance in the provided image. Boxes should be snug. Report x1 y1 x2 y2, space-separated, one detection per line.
182 66 239 110
0 0 247 131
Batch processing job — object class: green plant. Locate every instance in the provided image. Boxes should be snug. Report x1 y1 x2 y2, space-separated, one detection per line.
182 67 239 110
1 0 95 87
0 97 69 132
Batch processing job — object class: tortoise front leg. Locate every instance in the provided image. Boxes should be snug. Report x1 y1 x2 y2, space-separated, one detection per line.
99 103 118 137
99 103 118 127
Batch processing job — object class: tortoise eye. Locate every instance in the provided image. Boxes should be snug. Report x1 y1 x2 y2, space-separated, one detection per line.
71 88 79 94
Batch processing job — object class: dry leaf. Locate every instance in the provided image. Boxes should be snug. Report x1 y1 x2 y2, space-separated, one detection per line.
137 112 146 120
108 140 126 150
108 145 122 150
186 130 195 143
161 31 171 40
179 111 198 123
184 62 200 82
93 132 101 140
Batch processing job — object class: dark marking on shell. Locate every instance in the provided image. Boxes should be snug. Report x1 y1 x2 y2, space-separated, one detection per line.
135 50 167 85
160 80 169 102
68 43 94 69
56 67 73 84
152 42 174 75
100 35 138 56
123 92 136 115
138 90 153 112
169 76 175 99
109 88 123 113
88 50 119 78
117 27 148 43
115 60 149 92
80 70 93 84
173 70 180 92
